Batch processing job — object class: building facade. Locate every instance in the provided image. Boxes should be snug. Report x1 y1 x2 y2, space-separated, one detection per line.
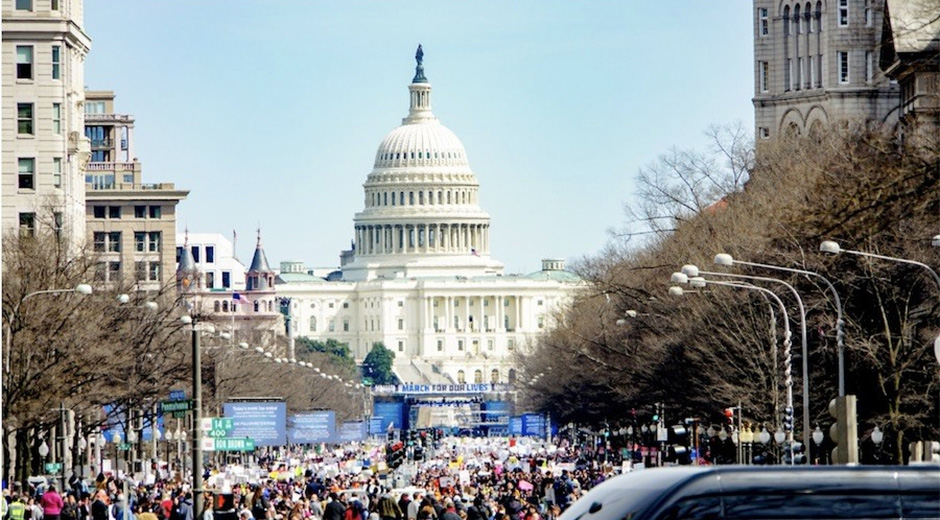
277 49 585 385
176 231 282 347
752 0 900 140
2 0 91 245
84 90 188 290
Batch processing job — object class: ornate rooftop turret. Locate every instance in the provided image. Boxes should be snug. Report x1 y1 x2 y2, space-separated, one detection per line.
246 229 275 291
176 229 202 292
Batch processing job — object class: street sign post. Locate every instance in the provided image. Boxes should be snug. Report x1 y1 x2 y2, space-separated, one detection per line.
201 417 234 438
44 462 62 473
202 437 255 452
169 390 186 401
160 399 193 414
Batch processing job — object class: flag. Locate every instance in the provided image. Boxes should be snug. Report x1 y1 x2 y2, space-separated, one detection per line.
471 248 479 257
232 292 252 306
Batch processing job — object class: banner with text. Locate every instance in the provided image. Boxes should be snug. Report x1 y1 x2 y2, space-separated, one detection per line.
289 411 336 444
223 401 287 446
371 402 405 433
337 421 367 443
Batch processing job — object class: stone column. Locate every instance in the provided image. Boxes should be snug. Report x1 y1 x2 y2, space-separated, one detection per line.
497 294 504 332
445 296 453 331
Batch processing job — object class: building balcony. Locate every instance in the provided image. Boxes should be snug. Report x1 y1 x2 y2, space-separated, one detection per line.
86 181 179 191
86 161 138 172
84 113 134 123
90 138 113 149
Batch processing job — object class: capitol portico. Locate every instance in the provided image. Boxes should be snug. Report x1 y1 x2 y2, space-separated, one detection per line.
276 47 584 385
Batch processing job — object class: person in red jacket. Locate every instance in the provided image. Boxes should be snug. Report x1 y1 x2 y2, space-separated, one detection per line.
40 485 64 520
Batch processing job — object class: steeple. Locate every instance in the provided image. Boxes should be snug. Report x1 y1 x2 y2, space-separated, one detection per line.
246 228 274 291
405 45 434 124
176 228 201 292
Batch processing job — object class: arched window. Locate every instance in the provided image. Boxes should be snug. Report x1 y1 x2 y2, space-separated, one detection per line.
795 4 801 33
409 192 414 205
419 192 424 205
457 370 466 384
806 3 813 32
447 191 451 204
309 316 317 332
400 192 404 205
391 192 396 206
384 192 388 206
222 301 229 312
784 5 791 35
214 301 221 312
490 369 499 383
508 369 517 383
816 1 823 32
254 301 259 312
474 370 483 384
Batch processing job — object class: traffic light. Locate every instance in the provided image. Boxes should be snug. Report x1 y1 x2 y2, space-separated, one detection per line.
413 445 424 461
782 406 794 433
828 395 859 464
667 424 691 465
723 408 734 426
386 441 405 469
783 442 806 465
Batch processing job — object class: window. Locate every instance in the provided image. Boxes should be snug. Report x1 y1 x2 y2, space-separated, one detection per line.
795 4 802 33
759 7 769 35
149 262 161 281
108 232 121 252
866 50 874 82
759 61 769 92
85 102 105 114
108 262 121 280
838 51 850 83
309 317 317 332
457 370 465 384
52 103 61 134
135 232 146 252
490 369 499 383
343 302 349 308
398 319 404 330
53 212 62 240
809 56 817 88
760 127 771 139
135 261 147 281
135 206 146 218
205 271 215 288
329 320 335 332
93 206 106 219
397 341 404 352
15 0 31 10
839 0 848 26
538 316 545 329
51 46 60 79
94 232 106 252
488 339 494 351
507 339 514 351
191 246 200 263
51 0 58 9
17 104 33 135
786 59 793 91
474 370 483 384
817 53 823 87
149 232 161 252
205 246 215 263
343 319 349 332
783 5 790 35
798 57 804 89
149 205 161 218
437 340 443 352
108 206 121 219
458 339 464 351
19 213 35 238
864 0 872 26
16 46 33 79
18 158 35 190
222 271 231 288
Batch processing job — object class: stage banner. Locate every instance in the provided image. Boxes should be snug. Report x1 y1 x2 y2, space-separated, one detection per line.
224 401 287 446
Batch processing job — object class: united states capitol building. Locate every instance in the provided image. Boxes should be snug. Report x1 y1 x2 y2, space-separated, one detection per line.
277 47 585 386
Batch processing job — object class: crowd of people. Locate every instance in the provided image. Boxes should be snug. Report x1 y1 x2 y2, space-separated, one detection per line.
2 436 619 520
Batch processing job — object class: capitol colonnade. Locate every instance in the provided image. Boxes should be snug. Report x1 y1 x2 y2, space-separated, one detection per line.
353 222 490 256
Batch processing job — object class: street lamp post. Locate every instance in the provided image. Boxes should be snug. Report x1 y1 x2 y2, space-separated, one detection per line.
681 265 811 450
821 240 940 366
714 253 847 397
672 273 797 464
180 314 208 518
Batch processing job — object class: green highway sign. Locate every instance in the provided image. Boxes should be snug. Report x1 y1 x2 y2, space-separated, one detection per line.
173 411 188 419
213 437 254 452
119 442 131 451
44 462 62 473
160 400 193 414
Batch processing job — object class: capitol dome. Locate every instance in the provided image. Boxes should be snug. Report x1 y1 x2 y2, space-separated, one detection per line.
343 45 504 282
373 121 470 170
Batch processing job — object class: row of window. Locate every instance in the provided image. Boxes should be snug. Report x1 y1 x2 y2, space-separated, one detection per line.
761 1 873 37
16 102 64 137
17 212 60 238
377 149 464 163
92 231 162 253
213 299 274 313
92 205 162 219
92 261 161 282
314 297 541 310
758 50 875 93
174 245 215 264
368 188 474 208
17 157 64 191
15 44 61 81
15 0 60 11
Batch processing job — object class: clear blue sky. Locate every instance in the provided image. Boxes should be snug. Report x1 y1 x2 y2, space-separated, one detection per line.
84 1 755 275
